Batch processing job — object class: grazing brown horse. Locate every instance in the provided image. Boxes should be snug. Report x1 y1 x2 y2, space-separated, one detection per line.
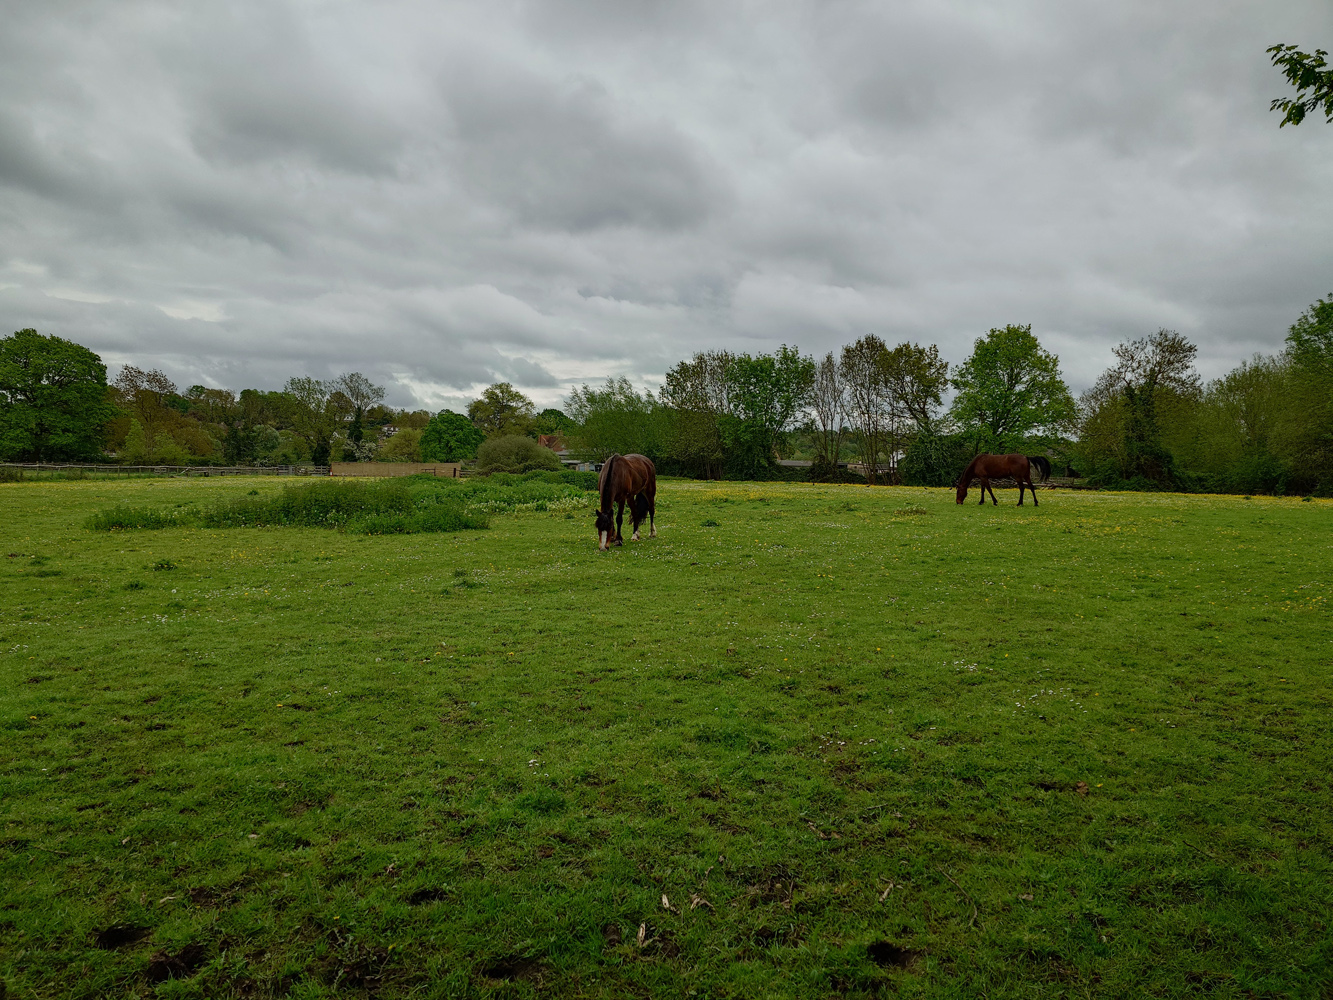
956 454 1051 506
594 453 657 550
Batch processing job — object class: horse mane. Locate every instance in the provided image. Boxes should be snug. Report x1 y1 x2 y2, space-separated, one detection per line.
599 453 618 511
956 455 980 492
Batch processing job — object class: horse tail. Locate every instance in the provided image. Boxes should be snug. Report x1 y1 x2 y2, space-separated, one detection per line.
633 492 650 522
1027 455 1051 483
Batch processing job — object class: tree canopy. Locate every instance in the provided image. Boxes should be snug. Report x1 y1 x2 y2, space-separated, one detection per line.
1285 293 1333 367
724 345 814 477
420 409 484 462
1268 44 1333 126
660 352 730 479
1080 329 1199 483
536 408 576 435
283 377 351 466
468 382 536 437
809 352 847 473
566 378 664 461
880 342 948 435
660 347 813 478
0 329 116 461
949 324 1075 450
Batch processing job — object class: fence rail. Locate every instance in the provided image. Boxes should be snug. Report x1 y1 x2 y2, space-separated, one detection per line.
1 463 330 477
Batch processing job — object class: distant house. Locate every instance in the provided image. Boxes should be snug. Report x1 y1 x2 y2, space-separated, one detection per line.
538 434 595 471
537 434 566 452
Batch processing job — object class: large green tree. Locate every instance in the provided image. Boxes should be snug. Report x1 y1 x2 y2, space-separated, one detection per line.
880 342 949 435
0 329 116 461
1285 293 1333 367
808 352 847 475
283 377 351 466
1282 295 1333 491
468 383 536 437
334 372 386 453
949 324 1075 452
841 335 893 483
1082 329 1199 483
723 345 815 477
419 410 484 462
660 347 813 478
660 352 731 479
565 378 665 462
1268 44 1333 126
536 408 576 436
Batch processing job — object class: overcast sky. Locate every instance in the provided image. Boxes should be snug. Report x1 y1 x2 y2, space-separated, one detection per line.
3 0 1331 411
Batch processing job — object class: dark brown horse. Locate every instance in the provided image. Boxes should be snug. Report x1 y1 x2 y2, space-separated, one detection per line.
594 453 657 550
956 454 1051 506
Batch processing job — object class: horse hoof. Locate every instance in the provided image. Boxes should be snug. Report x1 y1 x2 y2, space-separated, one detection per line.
632 533 639 541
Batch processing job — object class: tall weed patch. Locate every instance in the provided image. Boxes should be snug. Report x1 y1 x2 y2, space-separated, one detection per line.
89 479 488 534
408 470 598 514
86 505 192 530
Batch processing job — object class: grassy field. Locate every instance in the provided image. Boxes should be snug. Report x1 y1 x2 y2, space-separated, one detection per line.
1 476 1330 999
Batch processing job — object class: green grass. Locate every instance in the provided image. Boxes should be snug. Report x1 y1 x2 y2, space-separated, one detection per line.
2 477 1331 999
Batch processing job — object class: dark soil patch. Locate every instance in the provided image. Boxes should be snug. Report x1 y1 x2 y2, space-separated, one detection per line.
867 939 920 969
480 954 543 981
407 887 449 905
146 943 209 983
94 924 149 949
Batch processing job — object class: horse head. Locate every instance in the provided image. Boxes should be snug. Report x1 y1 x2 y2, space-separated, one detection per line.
955 459 976 504
593 508 615 550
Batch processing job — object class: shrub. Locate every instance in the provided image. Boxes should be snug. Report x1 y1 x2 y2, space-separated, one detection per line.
899 433 973 487
377 427 422 463
476 435 563 474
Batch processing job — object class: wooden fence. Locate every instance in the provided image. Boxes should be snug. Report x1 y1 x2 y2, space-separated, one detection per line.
329 462 461 478
1 463 330 478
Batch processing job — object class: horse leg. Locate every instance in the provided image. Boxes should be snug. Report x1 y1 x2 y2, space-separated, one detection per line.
648 492 656 538
986 481 998 505
1030 477 1039 506
977 477 986 505
615 499 624 545
631 493 641 541
1018 481 1026 505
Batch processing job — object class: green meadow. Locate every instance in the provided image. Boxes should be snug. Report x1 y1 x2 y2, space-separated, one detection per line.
1 476 1330 999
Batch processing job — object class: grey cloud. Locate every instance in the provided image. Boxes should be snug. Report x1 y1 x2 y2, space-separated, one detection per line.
0 109 79 201
174 8 408 174
441 62 726 231
2 0 1333 411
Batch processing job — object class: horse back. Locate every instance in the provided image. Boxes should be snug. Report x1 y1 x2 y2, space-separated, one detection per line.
600 453 656 499
971 453 1033 479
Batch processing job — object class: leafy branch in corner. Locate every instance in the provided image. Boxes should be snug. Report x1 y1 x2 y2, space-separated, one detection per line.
1268 44 1333 126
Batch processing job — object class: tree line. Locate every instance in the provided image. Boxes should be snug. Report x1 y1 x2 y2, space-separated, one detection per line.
2 293 1330 493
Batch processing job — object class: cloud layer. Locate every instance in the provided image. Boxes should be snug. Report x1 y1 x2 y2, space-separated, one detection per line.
3 0 1331 410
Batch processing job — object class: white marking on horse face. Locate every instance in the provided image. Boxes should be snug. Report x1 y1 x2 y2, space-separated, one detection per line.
600 530 608 550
